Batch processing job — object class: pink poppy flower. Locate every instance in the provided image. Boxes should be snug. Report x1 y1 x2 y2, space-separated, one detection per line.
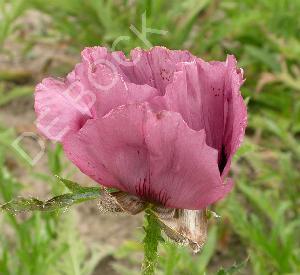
35 46 247 211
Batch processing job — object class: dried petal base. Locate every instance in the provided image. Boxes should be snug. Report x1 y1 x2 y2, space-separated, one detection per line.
153 207 207 253
98 190 147 214
98 190 208 252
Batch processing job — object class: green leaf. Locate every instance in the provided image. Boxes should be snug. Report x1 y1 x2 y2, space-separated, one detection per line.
196 225 218 273
142 208 162 275
1 178 102 213
56 176 100 193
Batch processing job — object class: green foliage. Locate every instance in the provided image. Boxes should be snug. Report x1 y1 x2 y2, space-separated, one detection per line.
0 85 33 106
115 223 249 275
220 158 300 274
0 132 105 275
0 0 28 48
0 185 101 213
142 208 162 275
160 225 219 275
23 0 210 53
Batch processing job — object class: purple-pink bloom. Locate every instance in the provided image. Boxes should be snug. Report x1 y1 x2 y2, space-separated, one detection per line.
35 46 247 210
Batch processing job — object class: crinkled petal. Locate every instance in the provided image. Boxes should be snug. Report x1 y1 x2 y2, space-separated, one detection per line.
151 60 227 149
110 46 195 95
73 47 159 117
143 108 233 209
35 78 93 142
63 103 232 210
35 47 246 210
221 56 247 177
35 47 159 141
150 55 247 175
63 104 149 192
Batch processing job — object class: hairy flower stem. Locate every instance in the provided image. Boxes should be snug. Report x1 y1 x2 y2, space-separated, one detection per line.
142 208 161 275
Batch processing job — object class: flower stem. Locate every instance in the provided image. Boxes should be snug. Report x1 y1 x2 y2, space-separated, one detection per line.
142 208 161 275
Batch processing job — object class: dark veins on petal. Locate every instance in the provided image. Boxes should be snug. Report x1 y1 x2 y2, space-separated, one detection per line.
135 175 170 206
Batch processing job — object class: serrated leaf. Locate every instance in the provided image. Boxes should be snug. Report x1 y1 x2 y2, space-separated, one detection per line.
56 175 100 193
1 181 102 213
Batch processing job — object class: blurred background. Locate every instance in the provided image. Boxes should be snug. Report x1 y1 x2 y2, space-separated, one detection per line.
0 0 299 274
